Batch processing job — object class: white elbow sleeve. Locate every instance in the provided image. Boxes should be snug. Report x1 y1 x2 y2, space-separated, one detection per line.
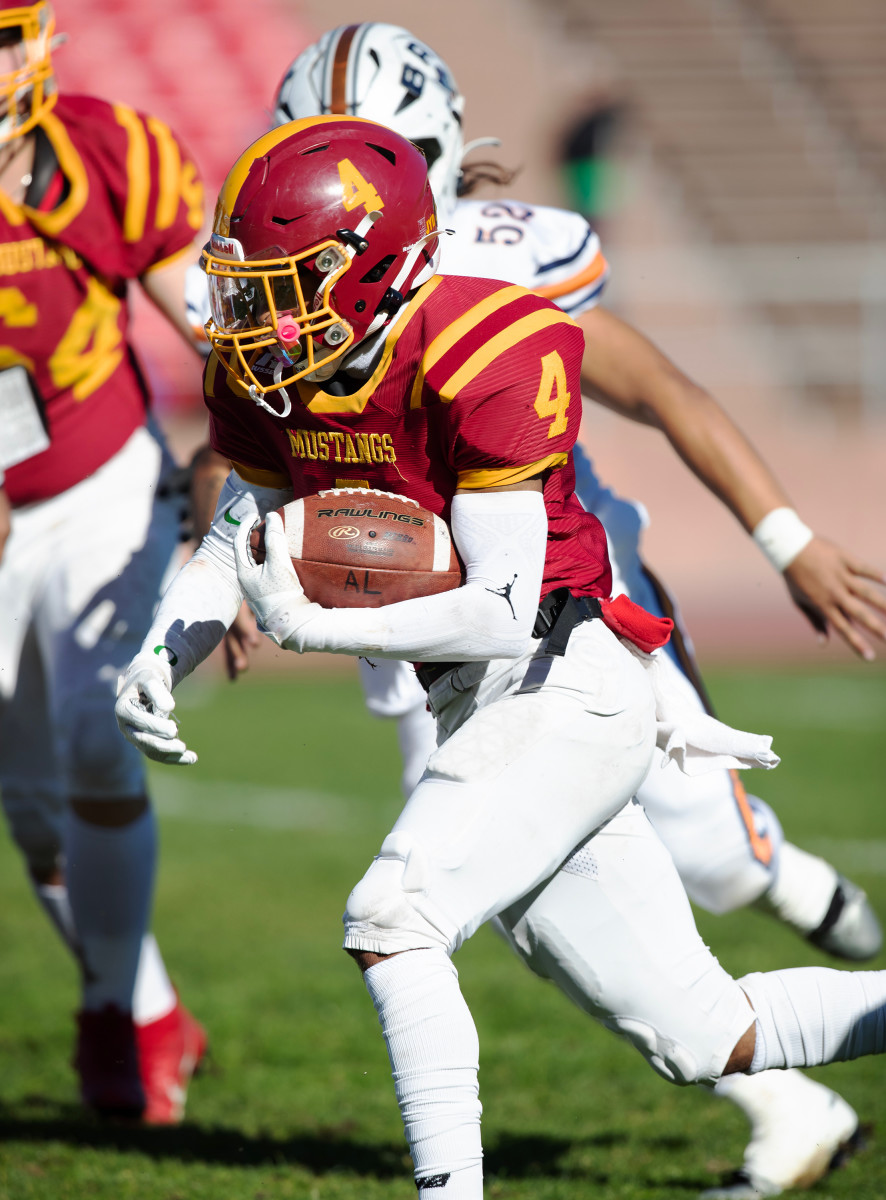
141 472 292 684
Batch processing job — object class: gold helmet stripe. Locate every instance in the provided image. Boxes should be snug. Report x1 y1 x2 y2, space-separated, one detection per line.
330 25 360 114
214 114 377 235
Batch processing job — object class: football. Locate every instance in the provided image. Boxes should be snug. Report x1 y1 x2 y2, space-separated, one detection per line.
248 488 462 608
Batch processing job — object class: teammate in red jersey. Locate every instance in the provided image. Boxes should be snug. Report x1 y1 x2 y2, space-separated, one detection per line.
0 2 206 1122
118 116 886 1198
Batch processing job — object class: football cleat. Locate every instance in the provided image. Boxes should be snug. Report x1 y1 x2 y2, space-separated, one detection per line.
74 1004 145 1119
136 1000 208 1124
808 875 883 961
700 1081 864 1198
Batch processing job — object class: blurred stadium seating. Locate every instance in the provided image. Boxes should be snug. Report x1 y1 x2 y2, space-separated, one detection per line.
51 0 885 660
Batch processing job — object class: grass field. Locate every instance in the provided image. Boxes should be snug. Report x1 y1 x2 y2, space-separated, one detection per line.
1 660 884 1199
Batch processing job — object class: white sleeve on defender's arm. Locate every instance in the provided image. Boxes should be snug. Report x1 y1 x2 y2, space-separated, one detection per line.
141 471 293 686
283 489 548 661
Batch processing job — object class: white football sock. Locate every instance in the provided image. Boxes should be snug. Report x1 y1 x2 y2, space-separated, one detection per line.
741 967 886 1071
714 1066 832 1121
66 807 156 1012
396 701 438 798
133 933 177 1025
762 842 838 933
364 948 483 1198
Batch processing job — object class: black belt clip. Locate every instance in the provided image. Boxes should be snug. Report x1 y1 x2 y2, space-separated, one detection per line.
533 588 602 656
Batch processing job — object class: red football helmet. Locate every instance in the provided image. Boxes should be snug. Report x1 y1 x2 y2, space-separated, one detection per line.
0 2 57 142
202 115 439 412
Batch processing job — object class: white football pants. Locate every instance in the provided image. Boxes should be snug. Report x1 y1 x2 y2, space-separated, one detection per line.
0 425 181 873
345 620 756 1085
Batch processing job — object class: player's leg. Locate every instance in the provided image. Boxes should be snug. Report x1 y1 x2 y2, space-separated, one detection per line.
499 807 871 1195
345 622 659 1198
41 427 205 1121
357 657 437 797
632 564 880 959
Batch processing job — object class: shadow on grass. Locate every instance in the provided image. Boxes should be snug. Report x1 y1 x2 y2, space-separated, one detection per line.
0 1100 700 1187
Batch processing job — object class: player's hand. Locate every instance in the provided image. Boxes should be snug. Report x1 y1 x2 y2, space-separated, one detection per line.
234 513 313 646
223 602 261 680
115 652 197 765
783 536 886 661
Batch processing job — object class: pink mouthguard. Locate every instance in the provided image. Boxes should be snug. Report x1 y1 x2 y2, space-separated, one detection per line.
277 316 301 346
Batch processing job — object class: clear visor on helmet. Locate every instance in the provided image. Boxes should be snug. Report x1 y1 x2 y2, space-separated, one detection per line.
201 236 355 394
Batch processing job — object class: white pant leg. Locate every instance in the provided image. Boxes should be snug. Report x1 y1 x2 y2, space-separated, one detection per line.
0 426 181 801
498 799 756 1085
0 624 65 876
344 619 658 956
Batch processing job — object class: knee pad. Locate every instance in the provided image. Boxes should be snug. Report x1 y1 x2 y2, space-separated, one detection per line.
1 785 65 878
603 1016 703 1086
344 832 457 955
58 688 147 796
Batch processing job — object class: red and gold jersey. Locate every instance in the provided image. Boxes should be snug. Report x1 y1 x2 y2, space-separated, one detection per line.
206 274 613 600
2 94 203 506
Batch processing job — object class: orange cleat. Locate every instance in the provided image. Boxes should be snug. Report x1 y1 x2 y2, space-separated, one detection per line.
74 1004 145 1119
136 1000 208 1124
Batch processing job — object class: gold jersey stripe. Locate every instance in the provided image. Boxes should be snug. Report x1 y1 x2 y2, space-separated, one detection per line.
335 477 371 490
21 109 89 234
534 252 608 301
456 453 567 490
441 309 577 401
297 276 443 415
409 284 527 410
204 349 252 400
230 459 291 488
147 116 181 231
114 103 150 243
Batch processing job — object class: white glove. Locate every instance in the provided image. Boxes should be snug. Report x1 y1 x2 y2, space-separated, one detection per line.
115 651 197 766
234 512 316 646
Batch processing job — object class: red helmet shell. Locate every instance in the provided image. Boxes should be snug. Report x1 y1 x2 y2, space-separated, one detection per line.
214 115 438 344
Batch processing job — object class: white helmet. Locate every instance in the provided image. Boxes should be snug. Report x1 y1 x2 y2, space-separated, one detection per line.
273 23 464 222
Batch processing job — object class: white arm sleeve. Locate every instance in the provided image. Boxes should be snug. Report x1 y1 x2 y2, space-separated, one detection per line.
140 471 292 686
281 489 547 661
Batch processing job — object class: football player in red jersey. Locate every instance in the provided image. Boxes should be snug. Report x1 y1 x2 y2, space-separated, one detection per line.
0 2 206 1122
248 27 886 1198
118 117 886 1199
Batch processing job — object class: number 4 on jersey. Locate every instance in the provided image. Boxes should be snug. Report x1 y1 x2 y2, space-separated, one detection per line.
534 351 570 438
337 158 384 215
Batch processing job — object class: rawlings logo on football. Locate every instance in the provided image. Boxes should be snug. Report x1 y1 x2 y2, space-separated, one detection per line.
329 525 360 539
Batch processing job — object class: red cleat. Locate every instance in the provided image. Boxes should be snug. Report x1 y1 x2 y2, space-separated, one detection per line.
136 1001 208 1124
74 1004 145 1119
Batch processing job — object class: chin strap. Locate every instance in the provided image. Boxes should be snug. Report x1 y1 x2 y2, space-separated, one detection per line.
248 380 292 419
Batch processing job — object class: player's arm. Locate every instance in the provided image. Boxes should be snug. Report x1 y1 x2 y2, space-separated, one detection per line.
140 246 208 355
577 306 886 659
188 445 261 680
233 480 547 662
115 471 292 764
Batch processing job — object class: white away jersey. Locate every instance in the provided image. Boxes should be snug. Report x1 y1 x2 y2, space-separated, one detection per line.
439 198 608 318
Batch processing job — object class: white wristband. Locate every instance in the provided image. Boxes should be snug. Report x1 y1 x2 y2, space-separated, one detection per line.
752 507 814 572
